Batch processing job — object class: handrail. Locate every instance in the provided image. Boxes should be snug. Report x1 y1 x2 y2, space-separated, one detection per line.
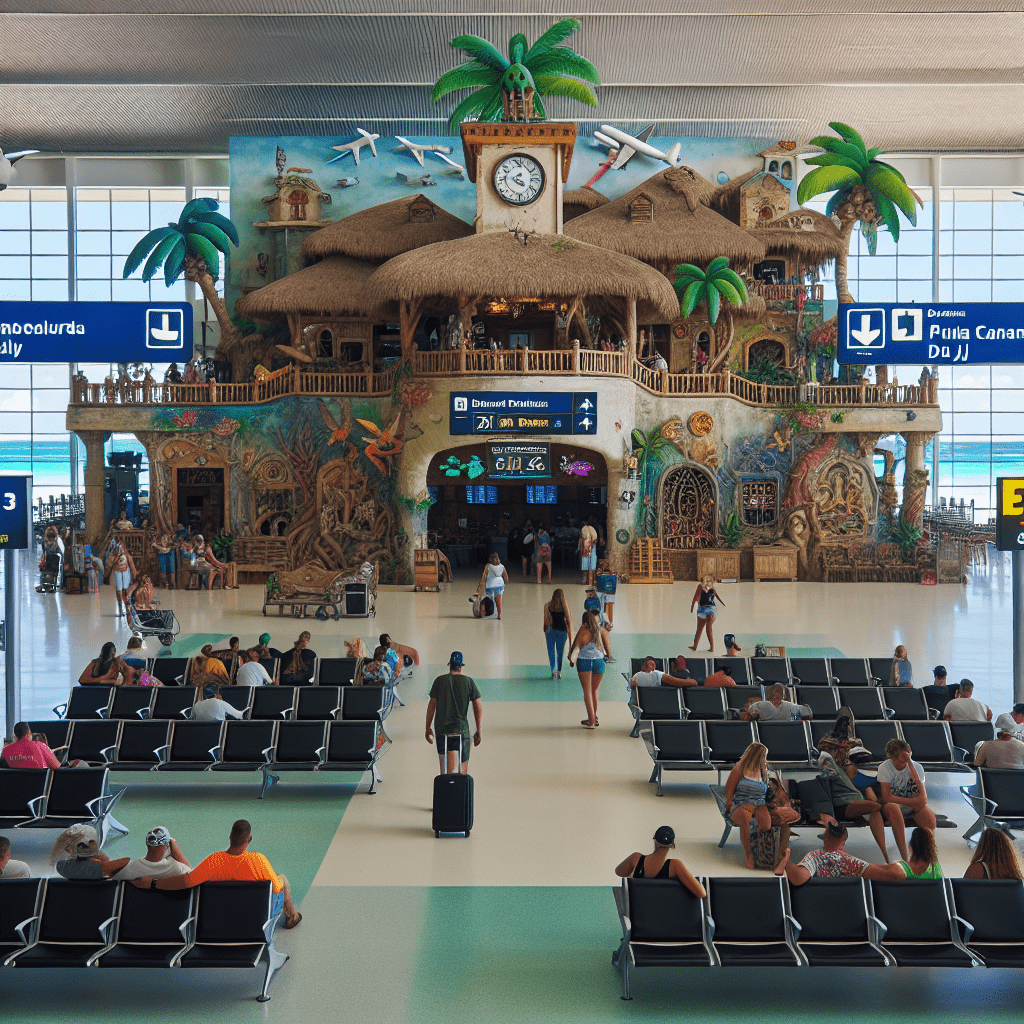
69 357 937 410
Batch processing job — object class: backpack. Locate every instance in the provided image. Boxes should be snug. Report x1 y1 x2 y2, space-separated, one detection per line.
137 671 157 687
538 533 551 558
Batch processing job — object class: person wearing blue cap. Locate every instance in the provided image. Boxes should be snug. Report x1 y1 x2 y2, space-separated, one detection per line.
426 652 483 774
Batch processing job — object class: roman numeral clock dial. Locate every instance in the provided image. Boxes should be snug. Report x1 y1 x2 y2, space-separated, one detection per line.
493 154 545 206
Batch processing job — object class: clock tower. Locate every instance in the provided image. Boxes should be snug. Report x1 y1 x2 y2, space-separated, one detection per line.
460 122 577 235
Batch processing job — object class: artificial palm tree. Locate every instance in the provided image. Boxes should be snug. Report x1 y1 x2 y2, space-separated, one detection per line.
122 198 268 377
673 257 750 372
431 18 599 129
796 122 921 305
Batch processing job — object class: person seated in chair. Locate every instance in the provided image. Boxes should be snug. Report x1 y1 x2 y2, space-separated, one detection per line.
875 738 937 862
973 728 1024 769
629 655 697 689
192 685 246 721
361 649 391 685
119 636 147 675
211 636 241 667
745 683 812 721
0 836 32 878
280 631 315 686
235 649 274 687
379 632 419 668
3 721 60 769
79 640 134 686
994 703 1024 741
113 825 192 881
899 826 943 879
774 822 904 885
49 824 130 880
130 818 302 929
964 828 1024 880
943 679 992 723
193 645 230 687
614 825 706 897
703 665 736 687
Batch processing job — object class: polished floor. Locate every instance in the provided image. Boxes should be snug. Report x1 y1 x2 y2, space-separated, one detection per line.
2 553 1023 1021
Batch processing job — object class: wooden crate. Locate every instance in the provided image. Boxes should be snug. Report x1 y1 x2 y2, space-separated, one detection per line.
696 549 742 582
414 549 441 592
628 539 674 584
753 544 798 582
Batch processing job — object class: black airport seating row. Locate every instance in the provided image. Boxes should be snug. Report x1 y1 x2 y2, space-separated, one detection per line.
639 719 994 795
628 656 912 688
0 879 287 1002
7 717 390 798
54 681 391 725
627 682 936 737
0 767 128 843
960 768 1024 842
98 654 370 689
613 876 1024 999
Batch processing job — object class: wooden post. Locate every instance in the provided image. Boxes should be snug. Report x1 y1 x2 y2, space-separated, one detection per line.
626 297 638 364
293 361 301 393
572 339 580 375
366 360 374 394
458 345 466 373
722 367 731 396
77 430 107 547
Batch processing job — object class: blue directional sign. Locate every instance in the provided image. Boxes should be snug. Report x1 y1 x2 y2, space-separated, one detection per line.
0 474 33 551
838 303 1024 365
450 392 598 436
0 301 193 363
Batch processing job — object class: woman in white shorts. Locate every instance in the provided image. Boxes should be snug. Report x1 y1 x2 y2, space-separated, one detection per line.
109 541 136 618
478 552 509 620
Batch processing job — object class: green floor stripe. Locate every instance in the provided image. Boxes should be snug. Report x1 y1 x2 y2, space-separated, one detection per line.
102 772 356 904
152 632 230 656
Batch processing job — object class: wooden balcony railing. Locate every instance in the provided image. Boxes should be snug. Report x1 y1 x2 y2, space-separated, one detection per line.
69 348 938 411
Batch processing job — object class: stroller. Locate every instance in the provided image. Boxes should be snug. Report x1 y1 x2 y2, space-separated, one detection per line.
125 598 180 649
36 551 62 593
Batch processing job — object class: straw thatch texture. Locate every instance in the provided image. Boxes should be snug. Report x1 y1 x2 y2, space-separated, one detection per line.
234 255 378 323
301 194 474 261
363 231 680 322
563 186 609 222
754 208 845 269
564 166 766 268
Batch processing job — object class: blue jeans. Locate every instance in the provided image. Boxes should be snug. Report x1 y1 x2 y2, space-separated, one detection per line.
545 628 568 671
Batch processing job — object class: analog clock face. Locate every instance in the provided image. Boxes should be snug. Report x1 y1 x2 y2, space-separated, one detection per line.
493 154 545 206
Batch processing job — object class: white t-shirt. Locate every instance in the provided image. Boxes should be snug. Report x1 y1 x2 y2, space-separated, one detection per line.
632 669 664 687
750 699 809 721
115 854 190 881
994 714 1024 740
974 738 1024 769
0 858 31 878
875 757 926 798
236 661 273 687
945 696 991 722
484 563 506 591
191 698 244 722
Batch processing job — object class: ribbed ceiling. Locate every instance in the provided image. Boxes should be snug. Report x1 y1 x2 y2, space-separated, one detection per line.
3 3 1023 154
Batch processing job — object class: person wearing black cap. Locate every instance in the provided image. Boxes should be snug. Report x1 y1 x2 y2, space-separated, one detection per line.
614 826 706 897
920 665 956 716
426 652 483 774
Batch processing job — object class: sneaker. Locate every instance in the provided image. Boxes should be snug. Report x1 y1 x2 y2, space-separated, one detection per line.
551 670 557 679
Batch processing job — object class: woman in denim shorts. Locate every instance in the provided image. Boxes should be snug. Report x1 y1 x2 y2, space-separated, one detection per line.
567 610 609 729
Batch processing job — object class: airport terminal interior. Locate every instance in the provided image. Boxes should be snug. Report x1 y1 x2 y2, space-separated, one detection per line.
3 3 1024 1022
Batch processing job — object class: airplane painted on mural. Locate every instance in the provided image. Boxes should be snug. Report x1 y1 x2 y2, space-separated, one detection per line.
326 129 380 166
0 147 40 190
594 125 682 169
393 137 465 173
333 177 359 188
396 172 437 187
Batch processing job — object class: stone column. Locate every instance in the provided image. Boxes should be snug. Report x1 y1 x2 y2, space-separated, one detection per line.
76 430 107 546
900 431 929 530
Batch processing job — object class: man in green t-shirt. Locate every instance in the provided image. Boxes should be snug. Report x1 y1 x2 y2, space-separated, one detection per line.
426 651 483 775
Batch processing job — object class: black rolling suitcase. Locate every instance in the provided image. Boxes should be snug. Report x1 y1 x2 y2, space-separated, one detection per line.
433 734 474 837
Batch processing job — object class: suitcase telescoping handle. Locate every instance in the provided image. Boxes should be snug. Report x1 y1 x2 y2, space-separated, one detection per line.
441 733 464 774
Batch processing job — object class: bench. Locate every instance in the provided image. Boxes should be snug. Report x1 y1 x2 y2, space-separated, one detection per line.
613 876 1015 999
1 879 288 1002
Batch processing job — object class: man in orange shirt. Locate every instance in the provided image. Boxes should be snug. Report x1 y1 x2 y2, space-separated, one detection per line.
3 722 61 768
703 666 737 687
130 818 301 928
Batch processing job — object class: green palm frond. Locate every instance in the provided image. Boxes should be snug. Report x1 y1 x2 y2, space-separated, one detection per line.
164 237 186 286
140 233 181 282
188 220 235 253
866 164 919 223
449 34 508 72
532 75 597 106
706 286 721 325
526 49 600 83
797 165 862 205
710 276 743 306
445 86 501 128
828 121 868 153
122 225 178 279
678 280 706 317
508 32 528 64
187 234 220 279
431 63 498 101
524 18 582 61
706 256 730 276
190 209 240 245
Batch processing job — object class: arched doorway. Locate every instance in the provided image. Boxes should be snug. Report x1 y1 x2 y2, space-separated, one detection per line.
746 336 788 370
659 465 717 550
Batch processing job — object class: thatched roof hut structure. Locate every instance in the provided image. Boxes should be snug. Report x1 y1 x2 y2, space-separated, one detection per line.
235 256 378 323
754 208 845 271
564 166 766 276
301 194 474 262
563 186 609 222
363 230 680 360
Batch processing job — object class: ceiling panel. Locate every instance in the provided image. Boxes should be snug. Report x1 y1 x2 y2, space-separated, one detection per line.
2 4 1023 155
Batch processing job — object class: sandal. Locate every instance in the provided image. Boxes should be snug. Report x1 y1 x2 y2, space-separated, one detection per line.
284 912 302 929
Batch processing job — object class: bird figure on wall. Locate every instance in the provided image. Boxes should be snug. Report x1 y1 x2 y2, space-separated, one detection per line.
0 147 40 190
318 400 353 446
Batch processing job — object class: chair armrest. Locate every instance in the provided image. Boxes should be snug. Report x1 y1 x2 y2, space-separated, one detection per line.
207 745 222 764
785 914 802 941
100 744 118 763
155 744 171 764
27 794 47 819
135 708 148 720
884 708 895 719
15 915 40 946
929 709 940 720
830 675 840 685
178 913 197 942
952 746 970 763
705 914 716 942
54 703 68 719
952 914 974 943
98 915 119 943
868 914 887 941
315 745 328 766
261 745 275 764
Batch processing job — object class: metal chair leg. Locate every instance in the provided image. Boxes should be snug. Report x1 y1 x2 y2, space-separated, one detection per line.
656 765 664 797
260 767 280 800
257 946 290 1002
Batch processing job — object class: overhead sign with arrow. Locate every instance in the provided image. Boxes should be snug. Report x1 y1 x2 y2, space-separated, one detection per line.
838 302 1024 365
450 391 597 436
